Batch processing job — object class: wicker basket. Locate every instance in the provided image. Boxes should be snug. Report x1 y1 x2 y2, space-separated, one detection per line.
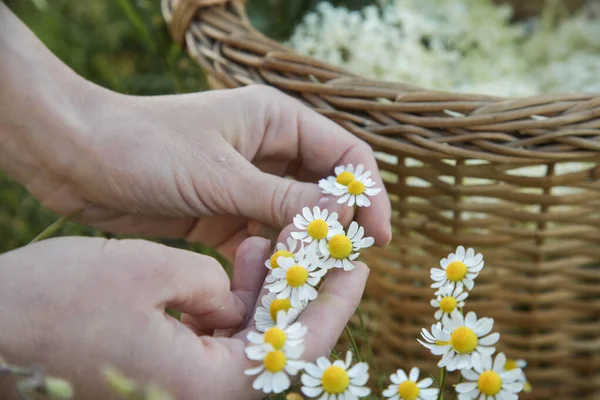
161 1 600 398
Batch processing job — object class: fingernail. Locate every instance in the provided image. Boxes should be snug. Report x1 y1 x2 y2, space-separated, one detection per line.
233 293 247 318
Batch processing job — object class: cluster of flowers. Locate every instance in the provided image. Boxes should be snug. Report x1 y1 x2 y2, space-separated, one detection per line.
288 0 600 97
244 164 380 398
418 246 532 399
243 163 532 399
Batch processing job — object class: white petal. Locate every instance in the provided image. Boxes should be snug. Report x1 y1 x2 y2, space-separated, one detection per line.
244 365 265 376
408 367 419 382
272 372 291 393
418 377 432 388
302 385 324 397
456 246 465 261
456 382 478 393
465 312 477 329
305 362 325 379
479 333 500 346
317 357 331 371
348 385 370 397
348 362 368 379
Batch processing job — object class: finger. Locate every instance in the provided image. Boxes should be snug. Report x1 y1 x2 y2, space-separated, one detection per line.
230 237 271 328
294 106 392 245
106 239 247 330
297 262 370 361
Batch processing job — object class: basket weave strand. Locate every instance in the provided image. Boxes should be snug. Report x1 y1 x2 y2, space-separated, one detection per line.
161 1 600 399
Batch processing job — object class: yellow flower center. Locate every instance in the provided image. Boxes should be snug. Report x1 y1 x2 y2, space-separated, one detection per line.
446 261 468 282
321 366 349 394
336 171 355 185
347 180 365 195
398 381 420 400
478 371 502 396
269 298 292 321
307 219 328 240
264 350 286 373
523 382 532 393
328 235 353 259
450 327 478 354
439 296 458 313
504 359 518 371
270 250 294 269
286 265 309 288
264 327 287 350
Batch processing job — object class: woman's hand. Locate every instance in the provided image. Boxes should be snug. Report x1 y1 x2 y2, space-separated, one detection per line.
31 84 392 259
0 236 369 400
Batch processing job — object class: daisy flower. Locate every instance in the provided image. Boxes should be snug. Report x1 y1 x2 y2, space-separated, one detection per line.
265 237 304 271
319 164 381 207
291 206 344 251
319 164 366 193
301 351 371 399
418 311 500 371
430 283 468 320
265 255 326 307
265 237 306 284
504 358 532 393
382 367 439 400
254 292 308 333
319 221 374 271
430 246 484 291
245 311 307 394
456 353 524 400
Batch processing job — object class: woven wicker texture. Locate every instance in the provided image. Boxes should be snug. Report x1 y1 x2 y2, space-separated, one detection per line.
161 1 600 398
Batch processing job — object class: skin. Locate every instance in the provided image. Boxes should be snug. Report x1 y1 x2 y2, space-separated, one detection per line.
0 3 392 399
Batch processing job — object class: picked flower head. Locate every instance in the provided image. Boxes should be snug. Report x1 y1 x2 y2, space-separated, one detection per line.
504 358 531 393
245 311 307 394
319 164 381 207
319 221 374 271
430 246 483 291
431 283 468 321
291 206 344 251
265 255 326 307
301 351 371 399
265 237 305 271
254 292 308 333
418 311 499 371
456 353 524 400
382 367 439 400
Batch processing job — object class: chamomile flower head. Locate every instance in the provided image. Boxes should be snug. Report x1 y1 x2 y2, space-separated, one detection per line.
504 358 531 393
430 283 468 320
319 221 374 271
291 207 344 251
254 292 308 333
245 311 307 394
418 311 499 371
319 164 368 193
265 237 304 271
301 351 371 399
382 367 439 400
265 255 326 307
456 353 524 400
430 246 484 291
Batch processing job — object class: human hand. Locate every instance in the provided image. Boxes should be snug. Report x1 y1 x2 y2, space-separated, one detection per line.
16 81 391 259
0 236 369 399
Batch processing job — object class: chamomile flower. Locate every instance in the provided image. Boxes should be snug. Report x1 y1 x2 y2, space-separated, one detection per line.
265 237 306 284
245 311 307 394
430 246 484 291
418 312 499 371
265 255 326 307
301 351 371 399
456 353 524 400
265 237 304 271
383 367 439 400
430 283 468 320
504 358 532 393
319 221 374 271
319 164 368 193
254 292 308 332
319 164 381 207
291 206 344 251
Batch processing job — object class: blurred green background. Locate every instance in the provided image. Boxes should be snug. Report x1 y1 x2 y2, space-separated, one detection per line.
1 0 372 256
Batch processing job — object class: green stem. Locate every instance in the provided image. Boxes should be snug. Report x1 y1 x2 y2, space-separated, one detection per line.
438 367 446 400
344 325 362 362
29 207 85 244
